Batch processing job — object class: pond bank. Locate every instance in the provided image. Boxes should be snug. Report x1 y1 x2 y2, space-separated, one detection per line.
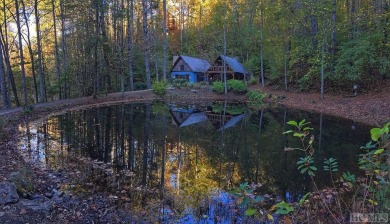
0 85 389 223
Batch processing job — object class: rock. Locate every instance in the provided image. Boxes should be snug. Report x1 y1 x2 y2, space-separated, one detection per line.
44 192 53 198
8 171 35 198
52 194 64 204
0 181 19 205
28 193 43 200
19 198 51 213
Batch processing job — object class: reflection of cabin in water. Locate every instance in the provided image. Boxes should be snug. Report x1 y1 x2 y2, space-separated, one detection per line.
170 106 195 127
170 55 211 83
169 105 245 130
169 105 209 128
206 112 245 131
207 55 250 82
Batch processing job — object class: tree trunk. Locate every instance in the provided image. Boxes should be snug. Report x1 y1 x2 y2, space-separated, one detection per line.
127 0 134 91
15 0 28 107
60 0 67 98
93 0 99 99
321 23 326 99
104 107 112 163
142 0 151 89
0 37 9 109
223 16 227 94
350 0 356 37
0 34 18 106
162 0 167 80
310 15 319 48
21 0 38 103
120 0 125 95
259 0 265 87
180 0 183 52
51 0 61 99
127 105 134 170
142 104 151 187
0 11 17 107
284 42 289 90
330 0 336 55
151 2 158 81
35 0 46 102
100 0 112 93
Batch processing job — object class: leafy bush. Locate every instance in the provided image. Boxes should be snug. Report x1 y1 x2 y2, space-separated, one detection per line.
212 103 246 115
248 76 258 86
247 90 264 104
22 105 34 115
212 81 225 94
227 80 247 93
198 81 209 86
172 79 188 88
152 81 167 96
134 82 147 90
335 33 390 81
279 120 390 222
232 121 390 222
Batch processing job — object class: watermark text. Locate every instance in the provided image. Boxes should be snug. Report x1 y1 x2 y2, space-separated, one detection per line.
350 213 388 223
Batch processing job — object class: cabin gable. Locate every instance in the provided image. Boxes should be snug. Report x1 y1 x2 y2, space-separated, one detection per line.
207 55 250 82
171 58 192 72
170 55 211 83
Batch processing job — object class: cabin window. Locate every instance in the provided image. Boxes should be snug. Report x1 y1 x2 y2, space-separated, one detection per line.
175 74 190 81
180 65 184 71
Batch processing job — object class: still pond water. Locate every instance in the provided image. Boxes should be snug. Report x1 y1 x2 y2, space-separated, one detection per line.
19 102 371 223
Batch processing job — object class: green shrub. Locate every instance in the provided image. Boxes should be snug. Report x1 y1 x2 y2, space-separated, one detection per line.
152 81 168 96
248 76 258 86
22 105 34 115
198 81 209 86
247 90 265 106
227 80 247 93
172 79 188 88
212 103 246 115
134 82 147 90
212 81 225 94
191 81 209 89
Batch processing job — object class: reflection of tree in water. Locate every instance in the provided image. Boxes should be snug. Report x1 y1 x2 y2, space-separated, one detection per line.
18 102 371 222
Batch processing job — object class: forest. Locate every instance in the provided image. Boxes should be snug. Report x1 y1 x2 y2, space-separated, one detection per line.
0 0 389 109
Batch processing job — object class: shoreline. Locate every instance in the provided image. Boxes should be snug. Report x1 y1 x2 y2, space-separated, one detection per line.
1 86 388 127
0 87 388 223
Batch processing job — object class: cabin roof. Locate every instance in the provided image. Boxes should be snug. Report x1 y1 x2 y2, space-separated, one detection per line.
218 114 245 131
173 55 211 73
218 55 249 75
180 112 208 128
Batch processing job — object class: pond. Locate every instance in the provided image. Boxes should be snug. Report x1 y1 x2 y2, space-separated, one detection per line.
18 102 372 223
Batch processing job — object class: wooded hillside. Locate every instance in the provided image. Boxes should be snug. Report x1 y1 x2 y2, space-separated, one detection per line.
0 0 389 109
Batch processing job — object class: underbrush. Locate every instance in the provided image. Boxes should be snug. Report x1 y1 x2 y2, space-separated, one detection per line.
212 81 225 94
228 80 247 93
232 121 390 223
247 90 265 107
212 80 248 94
171 79 188 88
152 81 168 96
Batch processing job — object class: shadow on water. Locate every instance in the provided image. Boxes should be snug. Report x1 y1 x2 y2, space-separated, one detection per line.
18 102 371 223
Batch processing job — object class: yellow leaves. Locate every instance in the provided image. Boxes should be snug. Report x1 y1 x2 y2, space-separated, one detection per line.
368 199 378 206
